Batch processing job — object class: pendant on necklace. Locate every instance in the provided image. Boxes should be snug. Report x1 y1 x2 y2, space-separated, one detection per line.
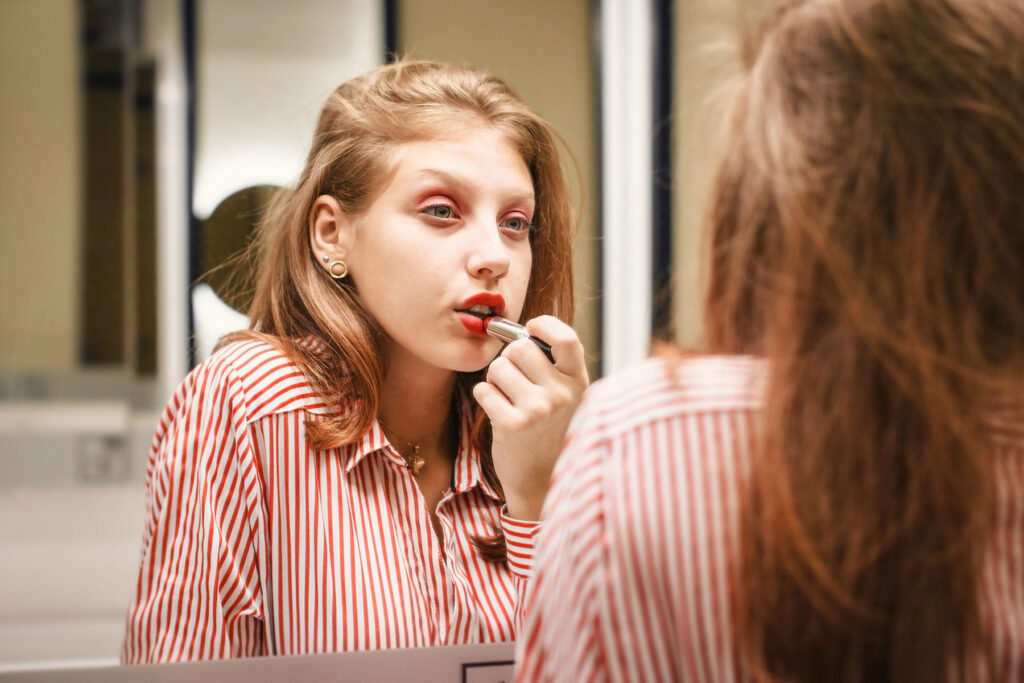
406 445 425 475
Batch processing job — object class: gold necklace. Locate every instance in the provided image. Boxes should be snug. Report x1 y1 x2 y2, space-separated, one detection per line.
378 419 448 475
397 440 426 475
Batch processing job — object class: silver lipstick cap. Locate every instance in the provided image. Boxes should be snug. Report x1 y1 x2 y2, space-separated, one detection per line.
485 317 530 344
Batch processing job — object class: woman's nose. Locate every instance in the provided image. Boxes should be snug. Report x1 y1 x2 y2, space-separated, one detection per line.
466 220 511 280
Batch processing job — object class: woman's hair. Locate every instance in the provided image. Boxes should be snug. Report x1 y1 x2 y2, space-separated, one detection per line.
704 0 1024 679
234 60 575 556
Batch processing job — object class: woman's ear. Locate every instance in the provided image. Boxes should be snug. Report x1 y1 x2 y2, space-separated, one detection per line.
309 195 355 264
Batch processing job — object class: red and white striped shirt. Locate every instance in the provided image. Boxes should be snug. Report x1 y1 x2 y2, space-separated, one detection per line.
122 337 538 663
517 355 1024 682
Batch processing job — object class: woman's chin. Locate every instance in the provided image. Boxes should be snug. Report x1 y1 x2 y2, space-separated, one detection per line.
452 342 502 374
453 356 495 374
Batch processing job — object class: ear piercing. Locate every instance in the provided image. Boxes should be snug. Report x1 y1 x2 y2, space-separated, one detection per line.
328 260 349 280
321 254 349 279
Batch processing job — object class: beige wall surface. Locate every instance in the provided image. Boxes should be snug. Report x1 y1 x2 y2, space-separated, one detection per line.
398 0 599 375
671 0 772 348
0 0 80 371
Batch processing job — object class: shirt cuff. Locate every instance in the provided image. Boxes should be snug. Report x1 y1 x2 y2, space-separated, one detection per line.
501 505 541 579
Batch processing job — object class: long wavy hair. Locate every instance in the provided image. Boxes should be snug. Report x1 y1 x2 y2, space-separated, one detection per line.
229 60 576 557
703 0 1024 680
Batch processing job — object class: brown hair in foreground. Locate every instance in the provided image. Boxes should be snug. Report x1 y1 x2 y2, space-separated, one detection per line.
228 60 576 559
703 0 1024 680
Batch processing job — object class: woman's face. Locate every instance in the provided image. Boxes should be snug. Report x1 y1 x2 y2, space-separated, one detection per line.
347 125 535 376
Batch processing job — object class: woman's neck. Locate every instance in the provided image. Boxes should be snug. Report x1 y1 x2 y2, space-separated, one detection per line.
378 356 457 452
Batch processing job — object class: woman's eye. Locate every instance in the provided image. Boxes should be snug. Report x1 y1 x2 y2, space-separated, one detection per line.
422 204 458 220
500 216 533 233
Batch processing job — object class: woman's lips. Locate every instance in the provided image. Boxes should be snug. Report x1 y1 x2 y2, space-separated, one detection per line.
457 311 489 336
458 292 506 314
455 292 506 337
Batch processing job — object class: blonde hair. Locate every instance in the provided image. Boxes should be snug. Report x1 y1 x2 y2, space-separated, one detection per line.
229 60 576 557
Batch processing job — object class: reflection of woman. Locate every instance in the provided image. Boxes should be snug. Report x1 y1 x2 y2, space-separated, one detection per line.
520 0 1024 680
122 60 588 662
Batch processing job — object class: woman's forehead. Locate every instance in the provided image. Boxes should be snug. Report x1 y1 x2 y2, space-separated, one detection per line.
381 131 534 199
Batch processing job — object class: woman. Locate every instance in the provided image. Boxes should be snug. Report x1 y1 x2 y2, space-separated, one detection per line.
122 60 588 662
519 0 1024 681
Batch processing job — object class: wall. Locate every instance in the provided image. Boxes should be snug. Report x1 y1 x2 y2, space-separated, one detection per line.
0 0 80 371
671 0 770 347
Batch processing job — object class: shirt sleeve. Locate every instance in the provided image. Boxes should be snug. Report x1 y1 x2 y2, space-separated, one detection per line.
501 507 541 578
122 358 266 662
499 506 542 634
515 401 611 682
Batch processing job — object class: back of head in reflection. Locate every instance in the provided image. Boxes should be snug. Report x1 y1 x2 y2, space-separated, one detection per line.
121 60 589 663
520 1 1024 681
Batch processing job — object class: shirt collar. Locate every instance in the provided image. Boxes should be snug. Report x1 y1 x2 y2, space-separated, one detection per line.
345 419 402 473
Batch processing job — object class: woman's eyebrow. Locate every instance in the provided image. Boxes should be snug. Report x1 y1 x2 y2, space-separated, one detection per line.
413 168 468 186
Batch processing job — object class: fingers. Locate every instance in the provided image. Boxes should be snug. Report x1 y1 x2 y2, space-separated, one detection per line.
472 378 520 427
501 338 558 386
522 315 589 382
472 315 589 426
495 348 573 404
474 317 590 520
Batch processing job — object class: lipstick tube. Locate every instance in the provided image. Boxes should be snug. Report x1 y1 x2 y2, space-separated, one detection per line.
485 317 555 363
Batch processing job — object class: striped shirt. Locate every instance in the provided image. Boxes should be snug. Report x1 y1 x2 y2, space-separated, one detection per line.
517 355 1024 682
121 337 538 663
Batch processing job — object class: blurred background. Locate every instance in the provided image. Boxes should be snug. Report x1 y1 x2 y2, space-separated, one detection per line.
0 0 764 668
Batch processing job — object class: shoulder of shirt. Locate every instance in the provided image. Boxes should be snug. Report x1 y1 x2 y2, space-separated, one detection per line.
188 336 334 424
571 354 766 441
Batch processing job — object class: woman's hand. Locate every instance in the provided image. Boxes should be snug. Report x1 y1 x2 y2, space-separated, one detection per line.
472 315 589 520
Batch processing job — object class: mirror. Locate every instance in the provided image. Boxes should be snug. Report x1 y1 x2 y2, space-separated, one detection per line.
0 0 598 668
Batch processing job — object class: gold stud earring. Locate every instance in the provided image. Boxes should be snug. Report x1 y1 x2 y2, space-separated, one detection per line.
329 260 349 280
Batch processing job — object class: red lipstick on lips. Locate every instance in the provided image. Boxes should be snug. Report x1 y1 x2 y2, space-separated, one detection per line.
455 292 506 336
